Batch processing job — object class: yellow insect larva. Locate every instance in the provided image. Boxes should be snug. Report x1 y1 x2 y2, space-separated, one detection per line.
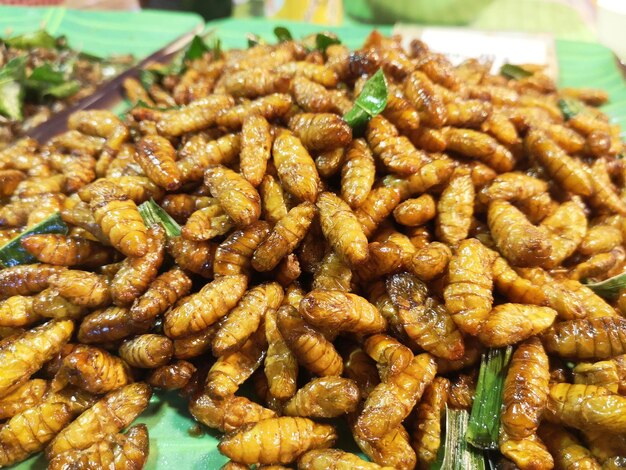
341 138 376 210
204 165 261 227
156 94 235 136
289 113 352 153
213 221 271 277
393 194 436 227
240 114 273 187
436 169 474 245
478 303 557 347
135 135 182 191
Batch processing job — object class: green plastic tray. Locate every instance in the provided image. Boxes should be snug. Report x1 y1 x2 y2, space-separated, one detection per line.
8 15 626 469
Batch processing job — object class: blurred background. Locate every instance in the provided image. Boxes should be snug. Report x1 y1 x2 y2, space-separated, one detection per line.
0 0 623 60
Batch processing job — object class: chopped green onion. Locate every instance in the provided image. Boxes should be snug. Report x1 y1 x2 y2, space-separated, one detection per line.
583 271 626 299
138 199 181 238
0 212 68 268
558 97 584 121
431 407 485 470
343 69 388 129
4 30 57 49
273 26 293 43
500 63 532 80
466 347 513 450
315 32 341 52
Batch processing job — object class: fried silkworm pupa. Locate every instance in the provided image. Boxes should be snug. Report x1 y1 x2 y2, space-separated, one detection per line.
215 93 292 130
492 256 548 306
407 241 452 282
240 114 273 187
403 70 447 128
177 133 242 184
213 221 271 277
48 424 149 470
579 224 622 256
436 169 474 245
218 68 290 98
218 416 337 465
538 423 600 470
189 393 276 433
46 382 151 459
501 337 550 440
443 127 515 173
0 320 73 398
213 282 284 357
312 251 352 292
163 274 248 339
290 75 334 113
49 270 111 308
0 296 40 328
166 236 216 279
539 200 587 268
204 165 261 227
283 377 360 418
119 334 173 369
352 423 416 470
67 110 129 155
157 94 235 136
32 287 87 320
355 186 401 238
315 147 346 179
204 330 267 399
272 129 320 203
135 134 182 191
277 305 343 377
264 306 298 400
0 264 66 300
298 448 393 470
545 383 626 434
317 191 369 266
52 345 133 394
412 376 450 469
0 401 75 467
387 273 465 360
111 225 165 306
87 180 148 258
341 138 376 210
147 360 196 391
479 304 557 347
499 432 554 470
356 353 437 440
252 202 316 272
526 129 593 197
288 113 352 152
542 317 626 360
173 327 216 360
20 235 111 267
259 175 289 225
275 61 339 87
0 169 26 197
393 194 436 227
362 334 413 382
129 267 192 328
0 379 48 420
353 240 402 282
300 290 386 335
573 360 620 393
78 306 141 344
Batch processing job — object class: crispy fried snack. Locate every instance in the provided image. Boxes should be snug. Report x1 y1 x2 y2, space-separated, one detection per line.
214 221 271 277
240 114 273 187
49 270 110 308
178 133 241 183
300 290 386 335
443 127 515 172
499 432 555 470
0 295 40 327
157 94 235 136
341 139 376 210
272 129 320 203
48 424 149 470
87 180 148 258
492 256 547 305
539 200 587 268
355 186 401 238
538 423 600 470
317 191 369 266
542 317 626 360
356 353 437 440
352 423 417 470
299 448 392 470
276 305 343 377
135 135 182 191
163 274 248 339
46 382 152 458
264 306 298 400
0 379 48 420
290 75 334 113
20 234 110 267
343 345 380 399
354 240 403 282
213 282 284 356
289 113 352 152
573 360 620 393
436 169 474 245
312 252 352 292
579 224 622 256
393 194 436 227
363 334 413 382
147 360 196 391
189 393 276 433
406 242 451 282
412 377 449 469
111 225 165 306
215 93 292 130
205 165 261 227
387 273 465 359
259 175 288 225
167 235 216 279
172 327 216 360
218 416 337 465
444 238 495 335
0 320 73 398
479 304 557 347
0 264 66 300
219 69 290 98
502 337 550 440
404 71 447 128
283 377 359 418
252 202 316 272
119 334 173 369
52 344 132 394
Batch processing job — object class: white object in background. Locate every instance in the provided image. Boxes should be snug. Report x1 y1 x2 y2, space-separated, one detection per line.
597 0 626 61
393 25 558 80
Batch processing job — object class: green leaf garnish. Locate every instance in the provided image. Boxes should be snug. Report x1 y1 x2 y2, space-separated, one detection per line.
28 64 65 85
315 32 341 52
42 80 80 99
0 56 27 120
0 212 68 268
431 407 485 470
500 63 532 80
466 346 513 450
343 69 388 129
273 26 293 43
138 199 181 238
134 100 180 112
4 30 57 49
183 35 211 63
247 33 265 48
583 271 626 299
558 97 584 121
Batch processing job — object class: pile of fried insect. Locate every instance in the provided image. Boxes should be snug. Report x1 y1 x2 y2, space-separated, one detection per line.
0 27 625 470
